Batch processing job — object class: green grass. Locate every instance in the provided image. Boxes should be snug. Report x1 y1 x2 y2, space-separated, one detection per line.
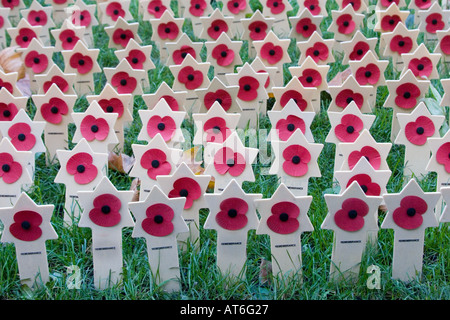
1 0 450 300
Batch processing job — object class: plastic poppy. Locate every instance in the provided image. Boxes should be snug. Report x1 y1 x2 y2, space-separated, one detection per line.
16 28 37 48
98 98 124 118
414 0 431 9
395 83 421 109
142 203 174 237
213 147 246 177
0 79 13 95
381 15 401 32
267 201 300 234
126 49 146 70
28 10 47 26
348 146 381 170
380 0 400 7
177 66 204 90
390 35 413 55
349 41 370 61
9 210 42 241
0 16 3 29
71 9 92 27
299 68 322 88
147 115 176 142
43 76 69 93
227 0 246 14
173 45 196 65
212 44 235 67
216 197 249 230
404 116 435 146
1 0 19 9
304 0 321 15
112 28 134 47
260 42 283 65
89 194 122 227
439 35 450 55
8 123 36 151
189 0 207 17
204 89 232 111
106 1 125 21
159 95 180 111
295 18 317 38
59 29 80 50
336 14 355 35
80 115 110 142
0 103 18 121
157 22 179 40
408 57 432 78
305 42 329 63
203 117 231 143
334 114 364 143
168 177 202 209
0 152 22 184
342 0 361 10
275 115 306 141
140 148 171 179
282 144 311 177
207 19 228 40
392 195 428 230
147 0 167 18
66 152 98 184
41 97 68 124
248 21 267 41
237 76 259 101
111 71 137 94
334 198 369 232
279 90 308 111
426 13 444 34
266 0 285 14
346 174 381 196
355 63 381 85
24 50 48 74
335 89 364 109
69 53 93 75
436 142 450 173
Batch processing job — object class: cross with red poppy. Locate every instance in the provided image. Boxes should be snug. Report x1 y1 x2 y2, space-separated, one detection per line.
0 86 28 122
240 10 275 58
179 0 214 36
105 16 142 50
255 183 313 282
348 50 389 88
20 0 55 46
339 30 379 65
381 178 440 282
77 176 135 289
373 3 410 34
434 29 450 63
261 0 293 37
336 0 368 12
166 32 204 66
34 64 77 96
271 75 318 113
129 184 188 292
328 74 375 113
289 7 323 42
426 128 450 192
297 31 336 65
0 67 25 97
199 8 234 42
417 2 450 40
103 58 146 96
0 7 12 48
50 18 88 52
141 0 174 21
221 0 253 37
44 0 74 24
150 10 184 62
399 43 441 80
194 76 241 114
66 0 98 47
204 179 262 279
322 181 383 283
299 0 328 17
0 192 58 289
142 81 187 112
6 17 43 49
98 0 133 26
327 4 365 41
2 0 25 25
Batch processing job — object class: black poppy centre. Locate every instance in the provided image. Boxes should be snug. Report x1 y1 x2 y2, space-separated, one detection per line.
228 208 238 218
77 164 85 173
348 209 358 219
101 205 111 214
91 124 99 133
292 155 301 164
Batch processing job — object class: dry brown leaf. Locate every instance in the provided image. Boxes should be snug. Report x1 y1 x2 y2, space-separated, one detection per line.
259 258 272 285
130 178 140 202
108 152 135 174
0 46 25 80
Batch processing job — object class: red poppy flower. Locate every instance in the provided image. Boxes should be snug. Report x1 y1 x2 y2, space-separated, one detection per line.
260 42 283 65
28 10 48 26
390 35 413 55
379 0 400 7
298 68 322 88
189 0 207 17
147 115 176 142
392 196 428 230
112 28 134 48
98 98 124 118
173 45 196 65
305 42 329 63
71 9 92 27
204 89 232 111
227 0 246 14
436 142 450 173
342 0 361 10
16 28 37 48
43 76 69 93
9 210 42 241
1 0 19 9
404 116 435 146
334 198 369 232
24 50 48 74
59 29 80 50
381 15 401 32
106 1 125 21
142 203 174 237
248 21 268 41
346 174 381 196
207 20 228 40
237 76 259 101
157 22 179 40
8 122 36 151
66 152 98 184
335 114 364 142
414 0 431 9
69 52 93 75
159 95 179 111
80 115 110 142
147 0 167 18
177 66 203 90
335 89 364 109
89 194 122 227
203 117 231 143
168 177 202 209
275 115 306 141
349 41 370 61
213 147 246 176
267 201 300 234
140 148 171 179
0 16 4 29
426 13 444 34
408 57 432 78
282 144 311 177
439 35 450 55
53 0 68 3
355 63 381 85
216 197 249 230
280 90 308 111
111 71 137 94
348 146 381 170
267 0 285 14
0 79 13 95
0 103 18 121
395 83 421 109
211 44 235 67
295 18 317 38
0 152 22 184
126 49 146 70
41 97 68 124
258 69 270 89
336 14 355 35
304 0 321 15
